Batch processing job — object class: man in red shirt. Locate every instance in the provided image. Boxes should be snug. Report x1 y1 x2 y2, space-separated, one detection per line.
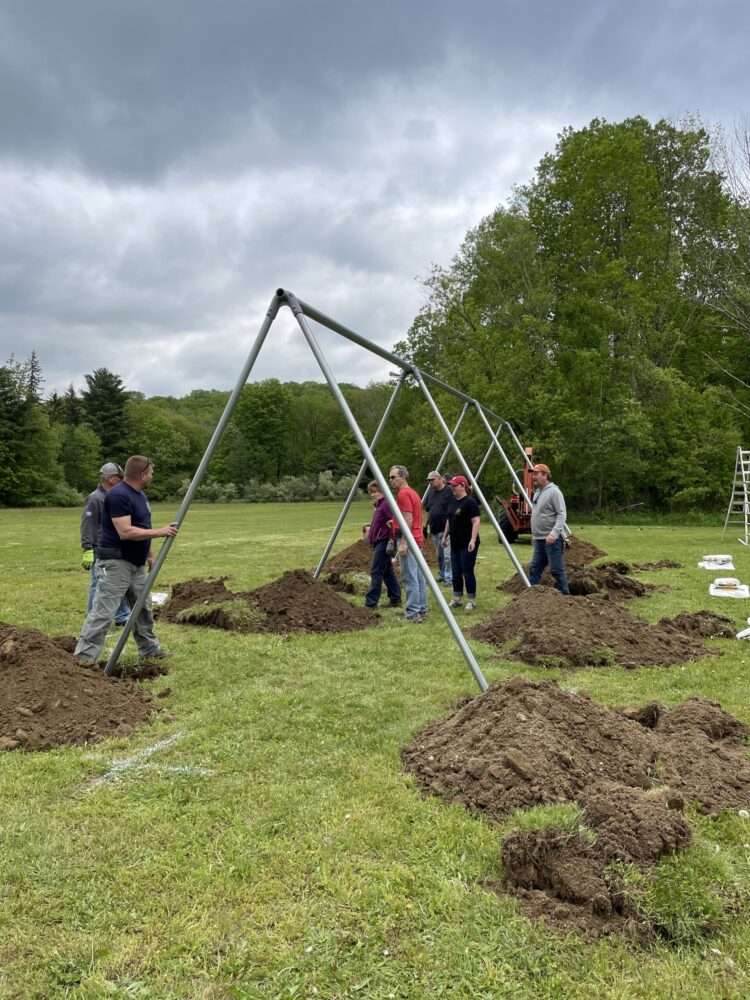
389 465 427 622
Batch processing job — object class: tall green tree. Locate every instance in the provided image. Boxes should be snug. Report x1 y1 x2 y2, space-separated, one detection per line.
214 379 292 484
58 424 103 493
396 116 743 510
0 357 62 506
81 368 130 459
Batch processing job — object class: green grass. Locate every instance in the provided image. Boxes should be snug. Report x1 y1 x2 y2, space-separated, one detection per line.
0 503 749 998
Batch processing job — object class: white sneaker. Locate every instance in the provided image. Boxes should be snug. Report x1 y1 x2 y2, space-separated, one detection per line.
465 601 476 612
448 599 462 608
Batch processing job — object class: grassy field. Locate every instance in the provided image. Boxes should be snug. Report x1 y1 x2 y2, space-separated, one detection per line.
0 502 749 999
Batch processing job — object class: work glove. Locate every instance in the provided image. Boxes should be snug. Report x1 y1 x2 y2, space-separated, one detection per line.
82 549 94 570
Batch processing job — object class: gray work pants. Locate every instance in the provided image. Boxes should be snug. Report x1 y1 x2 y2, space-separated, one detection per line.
75 559 161 662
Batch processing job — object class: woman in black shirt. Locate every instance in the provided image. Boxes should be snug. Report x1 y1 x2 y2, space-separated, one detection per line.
441 475 480 611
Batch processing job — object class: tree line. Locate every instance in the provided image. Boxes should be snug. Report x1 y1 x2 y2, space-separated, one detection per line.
3 115 749 512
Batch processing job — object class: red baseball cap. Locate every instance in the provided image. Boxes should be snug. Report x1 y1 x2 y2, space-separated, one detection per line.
447 475 469 487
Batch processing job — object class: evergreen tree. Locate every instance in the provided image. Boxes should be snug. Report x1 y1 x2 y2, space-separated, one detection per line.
0 358 62 506
59 384 84 426
81 368 130 458
23 350 44 402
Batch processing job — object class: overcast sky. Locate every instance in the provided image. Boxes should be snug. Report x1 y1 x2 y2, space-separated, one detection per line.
1 0 747 398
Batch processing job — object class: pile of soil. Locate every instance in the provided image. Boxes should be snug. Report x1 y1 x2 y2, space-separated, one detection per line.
659 610 737 639
402 675 750 937
323 538 438 575
498 536 638 597
0 623 161 751
501 564 653 599
633 560 683 571
160 570 376 635
470 588 718 668
560 537 607 568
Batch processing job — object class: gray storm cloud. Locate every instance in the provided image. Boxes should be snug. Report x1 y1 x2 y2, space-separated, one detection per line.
0 0 747 395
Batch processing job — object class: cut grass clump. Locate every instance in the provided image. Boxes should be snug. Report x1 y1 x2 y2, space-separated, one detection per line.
175 598 267 631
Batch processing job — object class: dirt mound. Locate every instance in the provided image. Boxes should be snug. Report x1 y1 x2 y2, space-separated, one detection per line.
497 783 692 939
323 538 438 575
249 569 376 633
499 536 625 596
0 623 160 752
160 570 376 635
501 565 653 600
470 587 715 668
563 537 607 568
634 560 683 571
323 540 373 573
402 676 750 937
659 610 736 639
567 567 649 598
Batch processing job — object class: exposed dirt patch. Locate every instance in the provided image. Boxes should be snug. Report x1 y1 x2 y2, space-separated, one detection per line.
321 571 356 594
498 536 639 597
501 565 655 599
0 623 161 751
659 610 737 639
160 570 377 635
567 567 649 598
323 538 438 575
563 537 608 568
471 587 716 668
402 675 750 938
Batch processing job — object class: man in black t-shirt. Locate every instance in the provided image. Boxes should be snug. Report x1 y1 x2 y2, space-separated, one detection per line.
424 471 455 585
75 455 178 663
441 475 481 611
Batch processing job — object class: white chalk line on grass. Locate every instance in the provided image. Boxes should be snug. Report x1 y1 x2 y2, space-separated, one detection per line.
83 732 216 791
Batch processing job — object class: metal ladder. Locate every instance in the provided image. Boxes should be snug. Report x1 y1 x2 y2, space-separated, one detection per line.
723 446 750 545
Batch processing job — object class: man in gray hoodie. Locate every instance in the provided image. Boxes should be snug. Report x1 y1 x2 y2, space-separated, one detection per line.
529 463 570 595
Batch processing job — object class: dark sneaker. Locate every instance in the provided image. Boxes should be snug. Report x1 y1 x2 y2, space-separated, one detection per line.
400 614 424 623
114 620 129 628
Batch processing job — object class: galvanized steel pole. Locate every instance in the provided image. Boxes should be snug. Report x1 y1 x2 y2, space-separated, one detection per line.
420 403 469 502
283 291 489 692
104 291 284 676
314 371 407 579
412 371 531 587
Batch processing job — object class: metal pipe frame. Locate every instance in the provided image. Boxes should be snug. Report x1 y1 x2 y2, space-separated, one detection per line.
314 371 407 579
104 291 284 676
473 421 503 484
472 404 534 505
284 291 489 693
297 296 512 425
412 370 530 587
420 403 470 502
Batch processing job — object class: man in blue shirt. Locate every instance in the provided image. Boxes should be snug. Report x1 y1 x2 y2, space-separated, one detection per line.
75 455 179 663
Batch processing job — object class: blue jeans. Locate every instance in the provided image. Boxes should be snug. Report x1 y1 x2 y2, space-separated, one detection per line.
365 538 402 607
529 537 570 595
451 538 480 599
398 548 428 618
88 559 130 623
431 530 452 583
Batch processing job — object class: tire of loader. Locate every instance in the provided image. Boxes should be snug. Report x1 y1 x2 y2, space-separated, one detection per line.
497 509 518 544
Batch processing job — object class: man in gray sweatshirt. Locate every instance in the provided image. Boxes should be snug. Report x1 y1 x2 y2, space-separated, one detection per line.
529 463 570 595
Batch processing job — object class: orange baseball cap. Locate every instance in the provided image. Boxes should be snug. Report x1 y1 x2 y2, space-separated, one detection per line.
531 463 550 474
